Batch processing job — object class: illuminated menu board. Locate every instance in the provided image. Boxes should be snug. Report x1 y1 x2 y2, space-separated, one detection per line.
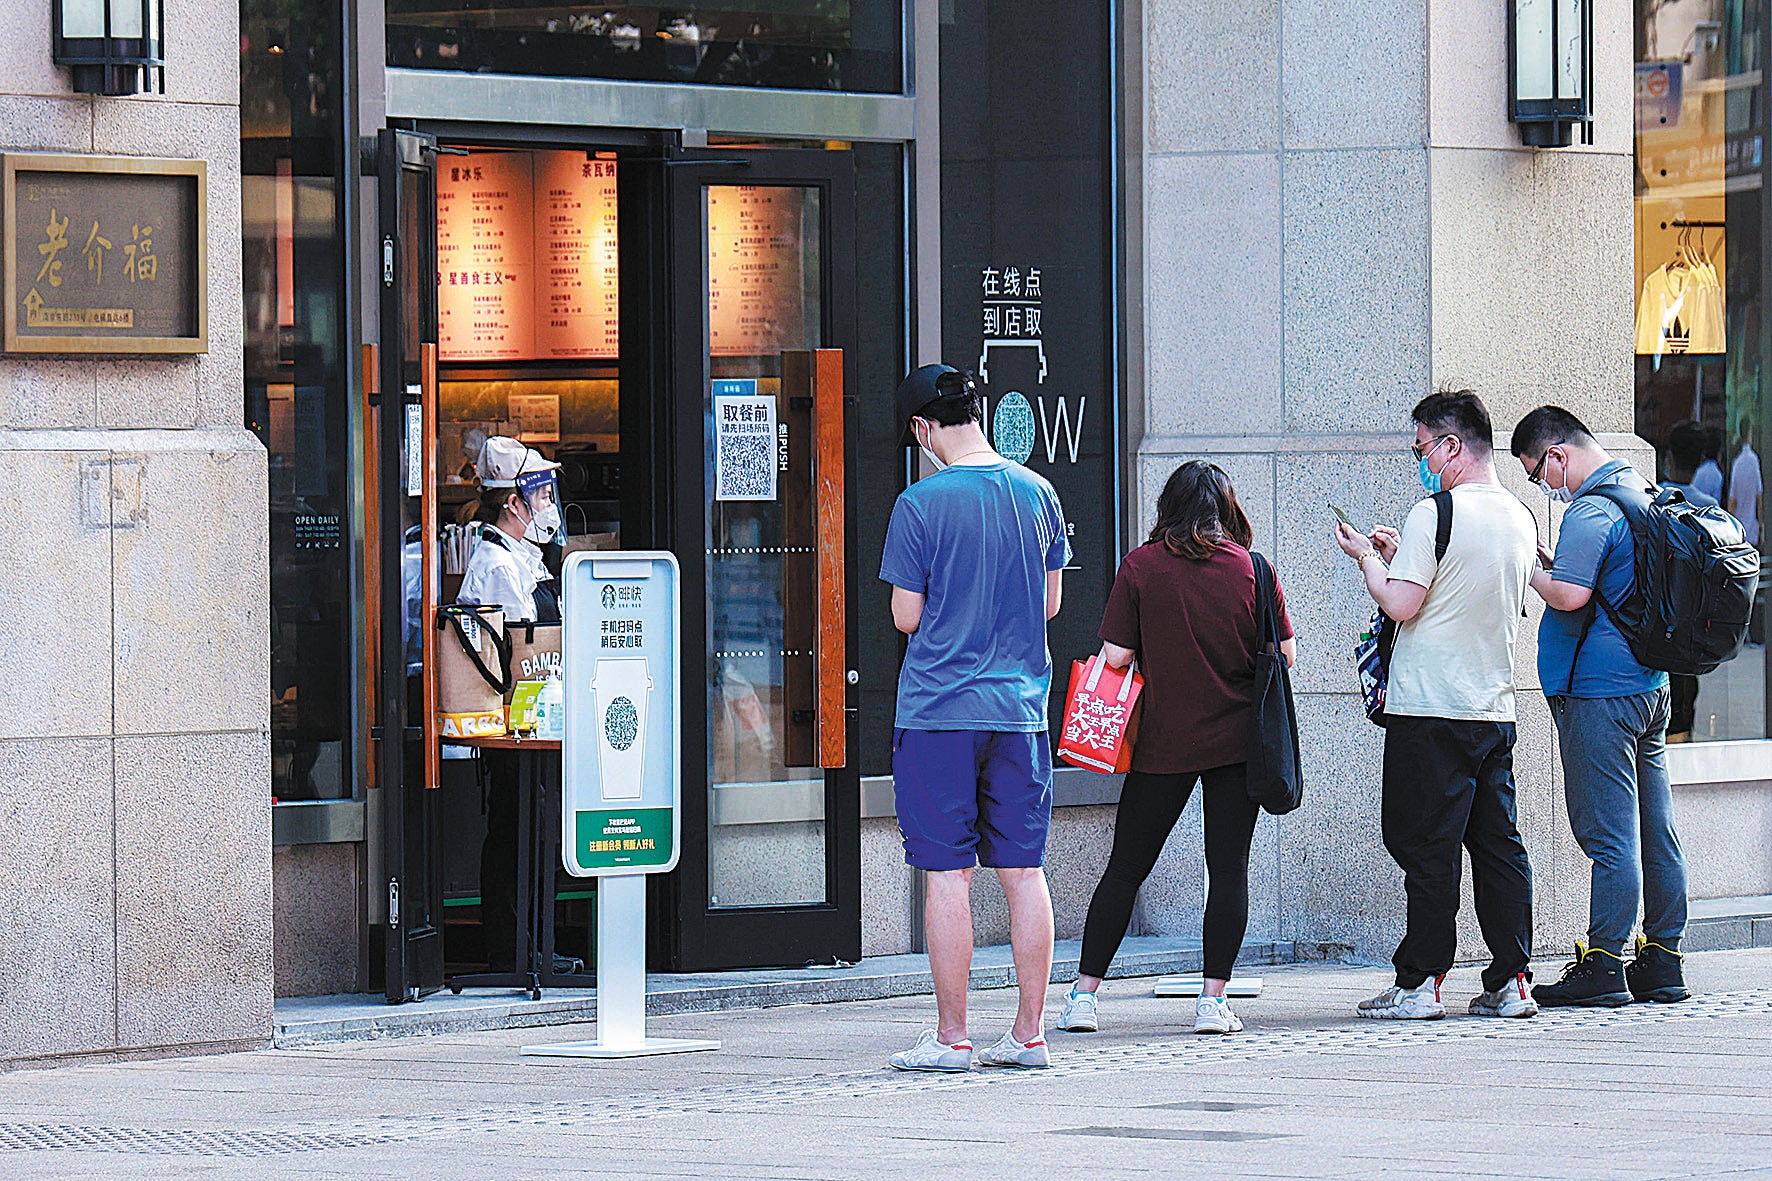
707 186 810 357
535 152 619 359
437 152 533 360
437 150 618 362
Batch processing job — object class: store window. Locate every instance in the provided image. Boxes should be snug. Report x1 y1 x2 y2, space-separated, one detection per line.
385 2 904 94
242 0 355 799
1635 0 1771 742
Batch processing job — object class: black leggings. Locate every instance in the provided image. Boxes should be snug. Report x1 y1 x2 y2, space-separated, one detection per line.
1078 765 1260 982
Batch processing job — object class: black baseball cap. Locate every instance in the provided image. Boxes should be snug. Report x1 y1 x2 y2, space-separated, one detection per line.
894 363 976 444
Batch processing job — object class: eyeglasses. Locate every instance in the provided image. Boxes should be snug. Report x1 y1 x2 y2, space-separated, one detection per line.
1411 434 1452 461
1527 442 1563 486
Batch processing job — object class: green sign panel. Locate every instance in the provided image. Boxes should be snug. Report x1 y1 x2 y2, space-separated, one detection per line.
574 807 674 872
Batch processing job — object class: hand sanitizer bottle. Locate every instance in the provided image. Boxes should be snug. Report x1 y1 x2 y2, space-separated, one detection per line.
537 673 566 741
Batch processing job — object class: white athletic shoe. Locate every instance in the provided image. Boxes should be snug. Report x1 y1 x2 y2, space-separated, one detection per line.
1193 995 1243 1034
888 1030 973 1072
1356 976 1447 1020
1057 989 1099 1032
977 1030 1050 1068
1469 972 1539 1018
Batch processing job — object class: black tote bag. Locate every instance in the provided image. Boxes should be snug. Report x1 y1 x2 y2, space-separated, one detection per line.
1246 552 1303 815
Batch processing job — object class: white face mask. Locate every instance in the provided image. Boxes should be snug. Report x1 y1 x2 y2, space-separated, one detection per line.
523 502 562 545
1535 450 1575 504
914 420 945 471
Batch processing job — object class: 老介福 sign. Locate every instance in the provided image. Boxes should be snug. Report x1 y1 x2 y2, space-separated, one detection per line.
3 153 206 355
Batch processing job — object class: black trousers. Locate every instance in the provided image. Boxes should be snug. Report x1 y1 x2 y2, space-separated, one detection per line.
1079 764 1260 982
1382 716 1534 993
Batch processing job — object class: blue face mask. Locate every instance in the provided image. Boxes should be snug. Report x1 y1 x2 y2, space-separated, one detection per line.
1417 437 1449 494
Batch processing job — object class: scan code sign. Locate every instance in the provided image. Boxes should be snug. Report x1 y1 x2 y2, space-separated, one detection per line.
561 551 681 876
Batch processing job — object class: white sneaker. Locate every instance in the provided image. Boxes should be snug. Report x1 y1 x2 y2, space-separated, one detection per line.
1193 995 1243 1034
1057 989 1099 1032
888 1030 973 1072
976 1030 1050 1068
1469 972 1539 1018
1356 976 1446 1020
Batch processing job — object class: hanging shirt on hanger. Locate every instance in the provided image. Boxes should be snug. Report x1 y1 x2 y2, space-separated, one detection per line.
1636 261 1725 356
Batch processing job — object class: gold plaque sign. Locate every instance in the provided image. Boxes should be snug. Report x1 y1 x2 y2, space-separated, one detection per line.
3 153 207 355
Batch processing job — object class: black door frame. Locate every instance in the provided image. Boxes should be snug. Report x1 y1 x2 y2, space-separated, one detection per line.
375 127 445 1002
375 129 865 983
639 146 864 971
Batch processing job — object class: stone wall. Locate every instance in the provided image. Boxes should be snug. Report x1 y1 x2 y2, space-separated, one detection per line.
0 0 269 1064
272 845 360 997
1132 0 1637 966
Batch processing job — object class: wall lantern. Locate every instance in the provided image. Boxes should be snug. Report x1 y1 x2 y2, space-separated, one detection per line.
52 0 163 96
1509 0 1591 147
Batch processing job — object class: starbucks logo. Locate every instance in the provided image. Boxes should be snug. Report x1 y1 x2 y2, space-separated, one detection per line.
992 391 1037 463
605 696 639 751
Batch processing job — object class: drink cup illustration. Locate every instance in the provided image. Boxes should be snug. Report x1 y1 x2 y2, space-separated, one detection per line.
592 657 651 801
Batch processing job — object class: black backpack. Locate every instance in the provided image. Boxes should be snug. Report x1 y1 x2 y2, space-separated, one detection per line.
1574 481 1761 676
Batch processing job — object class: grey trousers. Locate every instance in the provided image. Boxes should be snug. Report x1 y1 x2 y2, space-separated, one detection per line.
1548 688 1687 955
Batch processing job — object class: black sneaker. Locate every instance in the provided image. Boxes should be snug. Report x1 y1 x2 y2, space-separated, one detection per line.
1626 937 1691 1003
1531 942 1633 1008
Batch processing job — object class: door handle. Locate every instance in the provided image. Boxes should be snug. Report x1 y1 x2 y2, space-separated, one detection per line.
419 342 441 793
812 347 847 770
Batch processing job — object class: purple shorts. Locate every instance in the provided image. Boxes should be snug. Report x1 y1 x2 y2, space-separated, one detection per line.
891 729 1053 871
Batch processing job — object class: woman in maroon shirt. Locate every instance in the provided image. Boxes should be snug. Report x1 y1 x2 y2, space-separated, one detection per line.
1059 461 1295 1036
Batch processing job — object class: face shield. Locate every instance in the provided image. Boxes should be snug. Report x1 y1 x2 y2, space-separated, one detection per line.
515 468 565 545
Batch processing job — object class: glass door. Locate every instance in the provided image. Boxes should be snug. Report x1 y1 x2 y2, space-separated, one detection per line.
654 149 861 969
374 128 446 1001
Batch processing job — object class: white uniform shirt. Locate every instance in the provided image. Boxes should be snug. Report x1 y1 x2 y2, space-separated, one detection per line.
457 524 548 621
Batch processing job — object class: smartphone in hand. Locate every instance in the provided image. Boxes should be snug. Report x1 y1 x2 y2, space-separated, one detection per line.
1328 503 1357 532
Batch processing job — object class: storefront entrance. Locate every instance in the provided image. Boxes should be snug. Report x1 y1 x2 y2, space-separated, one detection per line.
373 129 862 1000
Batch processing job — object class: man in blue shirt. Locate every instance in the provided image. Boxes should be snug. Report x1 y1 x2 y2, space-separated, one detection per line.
1512 407 1690 1008
880 364 1070 1072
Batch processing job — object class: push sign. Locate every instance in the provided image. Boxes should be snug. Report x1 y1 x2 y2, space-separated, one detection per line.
561 551 681 876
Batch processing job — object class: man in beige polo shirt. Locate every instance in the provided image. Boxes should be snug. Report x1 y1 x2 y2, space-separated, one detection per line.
1334 389 1540 1020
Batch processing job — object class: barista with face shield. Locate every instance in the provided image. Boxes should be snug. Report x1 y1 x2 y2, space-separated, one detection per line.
460 436 565 624
458 436 566 975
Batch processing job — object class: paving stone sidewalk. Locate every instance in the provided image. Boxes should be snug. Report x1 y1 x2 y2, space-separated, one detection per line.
3 949 1772 1178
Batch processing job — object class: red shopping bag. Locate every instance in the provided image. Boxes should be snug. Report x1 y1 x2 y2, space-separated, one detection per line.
1056 654 1144 774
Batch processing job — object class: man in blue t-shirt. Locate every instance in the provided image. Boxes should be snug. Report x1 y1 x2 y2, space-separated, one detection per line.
879 364 1070 1073
1512 407 1690 1009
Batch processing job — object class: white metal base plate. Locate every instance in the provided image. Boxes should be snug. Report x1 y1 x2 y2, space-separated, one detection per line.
521 1038 721 1059
1153 976 1263 998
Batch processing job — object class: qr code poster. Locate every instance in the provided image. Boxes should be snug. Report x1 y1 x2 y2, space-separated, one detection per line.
714 391 779 502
